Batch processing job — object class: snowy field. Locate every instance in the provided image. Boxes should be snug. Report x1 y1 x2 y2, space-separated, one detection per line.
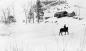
0 18 85 51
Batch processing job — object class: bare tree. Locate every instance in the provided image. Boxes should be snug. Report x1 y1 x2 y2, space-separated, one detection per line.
29 8 35 23
2 9 7 24
7 8 16 24
23 5 35 24
1 8 16 25
23 7 31 23
23 0 45 23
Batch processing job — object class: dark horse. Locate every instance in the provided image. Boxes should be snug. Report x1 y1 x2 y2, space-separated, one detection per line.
59 24 69 36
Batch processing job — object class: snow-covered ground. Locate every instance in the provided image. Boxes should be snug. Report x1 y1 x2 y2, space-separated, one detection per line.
0 17 85 51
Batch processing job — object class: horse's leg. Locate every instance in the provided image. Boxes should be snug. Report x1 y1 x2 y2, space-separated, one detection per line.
59 32 61 36
65 32 66 35
61 32 63 36
67 31 69 35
